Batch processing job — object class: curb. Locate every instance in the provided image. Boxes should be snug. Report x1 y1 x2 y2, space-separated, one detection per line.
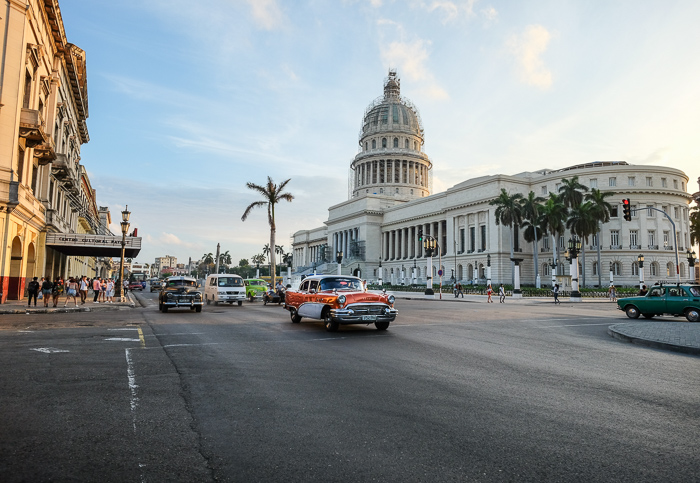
607 324 700 356
0 294 135 315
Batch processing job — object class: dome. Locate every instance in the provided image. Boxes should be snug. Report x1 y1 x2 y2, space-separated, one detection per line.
359 70 424 141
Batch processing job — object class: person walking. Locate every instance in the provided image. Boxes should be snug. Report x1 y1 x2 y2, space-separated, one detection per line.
553 283 560 304
608 284 617 302
456 282 463 298
486 284 493 303
64 277 78 307
498 284 506 303
41 277 53 307
27 277 40 306
100 278 107 302
93 277 101 303
106 279 115 303
52 277 64 307
79 276 88 304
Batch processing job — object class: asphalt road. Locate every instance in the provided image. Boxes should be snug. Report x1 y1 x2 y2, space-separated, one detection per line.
0 290 698 482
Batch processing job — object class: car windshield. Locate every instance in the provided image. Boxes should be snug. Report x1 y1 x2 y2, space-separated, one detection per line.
319 277 363 291
689 286 700 297
168 279 196 288
218 277 243 287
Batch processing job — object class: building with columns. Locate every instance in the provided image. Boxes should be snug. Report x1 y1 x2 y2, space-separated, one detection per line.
292 72 694 288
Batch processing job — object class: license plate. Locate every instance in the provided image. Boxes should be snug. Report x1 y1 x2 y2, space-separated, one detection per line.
361 315 376 321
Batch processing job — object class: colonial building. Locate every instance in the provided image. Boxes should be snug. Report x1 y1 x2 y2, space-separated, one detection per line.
292 71 694 288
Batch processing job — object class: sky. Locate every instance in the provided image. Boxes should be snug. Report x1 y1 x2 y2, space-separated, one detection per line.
58 0 700 268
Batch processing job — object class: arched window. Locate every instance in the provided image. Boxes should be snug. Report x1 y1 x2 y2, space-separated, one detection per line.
379 188 384 194
650 262 658 276
457 264 463 280
592 262 598 276
405 139 409 149
667 262 674 277
467 264 474 280
612 262 621 276
542 263 550 276
632 262 639 276
365 142 368 151
372 139 376 149
680 263 685 278
382 138 387 148
479 263 485 278
393 137 399 148
414 141 418 150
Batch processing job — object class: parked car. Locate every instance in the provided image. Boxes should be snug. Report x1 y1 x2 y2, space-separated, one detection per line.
244 278 267 302
128 281 143 291
284 275 397 332
204 274 246 306
617 283 700 322
158 276 203 313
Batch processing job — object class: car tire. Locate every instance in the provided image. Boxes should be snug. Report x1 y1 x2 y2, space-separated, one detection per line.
195 306 202 313
642 314 654 319
375 321 390 331
238 301 243 306
206 296 210 305
161 305 168 313
290 309 301 324
214 300 219 306
625 305 640 319
249 295 254 303
686 308 699 322
324 310 339 332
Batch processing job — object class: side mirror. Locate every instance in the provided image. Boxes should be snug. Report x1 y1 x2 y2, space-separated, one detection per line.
310 289 316 294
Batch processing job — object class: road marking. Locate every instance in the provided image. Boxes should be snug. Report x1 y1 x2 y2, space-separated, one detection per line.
108 328 139 331
535 322 616 328
137 326 146 348
105 338 141 342
30 347 69 353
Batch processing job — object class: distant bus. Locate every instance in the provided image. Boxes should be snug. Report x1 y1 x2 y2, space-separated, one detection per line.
130 273 147 286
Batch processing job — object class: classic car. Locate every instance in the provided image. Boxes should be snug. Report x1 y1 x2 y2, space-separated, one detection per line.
158 276 204 313
244 278 267 302
150 280 162 292
617 283 700 322
284 275 397 332
128 281 144 291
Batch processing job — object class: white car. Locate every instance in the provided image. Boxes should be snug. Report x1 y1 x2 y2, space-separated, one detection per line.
204 274 246 306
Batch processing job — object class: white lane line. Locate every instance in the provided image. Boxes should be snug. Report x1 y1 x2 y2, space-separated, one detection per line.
30 347 69 353
125 348 139 417
535 322 617 329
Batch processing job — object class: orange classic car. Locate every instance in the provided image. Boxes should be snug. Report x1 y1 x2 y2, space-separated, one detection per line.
284 275 397 332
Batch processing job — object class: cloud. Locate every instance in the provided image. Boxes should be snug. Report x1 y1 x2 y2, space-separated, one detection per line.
245 0 285 30
507 25 554 89
481 6 498 25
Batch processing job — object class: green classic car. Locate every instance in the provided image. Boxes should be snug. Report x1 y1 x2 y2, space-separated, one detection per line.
617 284 700 322
244 278 268 302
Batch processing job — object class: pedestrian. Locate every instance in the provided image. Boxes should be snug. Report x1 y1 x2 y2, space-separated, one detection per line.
608 284 616 302
52 277 63 307
553 283 560 304
106 279 115 303
100 278 107 302
123 279 129 299
27 277 40 306
64 277 78 307
456 282 463 298
498 284 506 303
93 277 101 303
638 284 648 296
79 276 88 304
41 277 53 307
486 284 493 303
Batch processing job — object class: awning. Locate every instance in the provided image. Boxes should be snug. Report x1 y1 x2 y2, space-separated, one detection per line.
46 233 142 258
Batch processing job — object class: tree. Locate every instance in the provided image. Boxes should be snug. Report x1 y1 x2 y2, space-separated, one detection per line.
239 259 249 267
520 191 545 285
558 175 589 209
566 201 597 287
540 193 568 283
586 188 615 287
690 204 699 247
219 250 232 268
251 253 266 266
489 189 523 284
275 245 285 268
202 253 214 265
242 177 294 285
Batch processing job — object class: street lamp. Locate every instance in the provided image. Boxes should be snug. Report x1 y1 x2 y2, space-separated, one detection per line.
286 257 292 287
423 236 438 295
336 250 343 275
687 249 696 281
116 205 131 302
548 258 557 288
567 236 582 301
486 254 492 288
412 258 417 285
256 261 260 278
637 254 645 290
402 264 406 285
378 257 383 286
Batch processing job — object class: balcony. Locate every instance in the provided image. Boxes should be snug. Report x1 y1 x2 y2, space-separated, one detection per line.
630 244 641 250
52 154 81 194
19 108 49 148
610 245 622 250
648 245 659 250
33 136 56 165
45 208 70 233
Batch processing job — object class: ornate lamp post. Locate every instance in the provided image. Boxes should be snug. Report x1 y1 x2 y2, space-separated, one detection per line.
286 257 292 287
510 257 523 298
486 254 492 287
378 257 383 286
423 236 438 295
336 250 343 275
637 254 645 290
256 261 260 278
568 236 582 302
115 206 130 302
548 258 557 288
412 258 417 285
609 261 614 287
401 265 406 285
687 249 696 281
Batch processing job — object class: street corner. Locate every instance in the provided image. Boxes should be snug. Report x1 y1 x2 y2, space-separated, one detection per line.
608 321 700 356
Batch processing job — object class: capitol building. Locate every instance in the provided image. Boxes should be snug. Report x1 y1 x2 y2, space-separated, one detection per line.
291 71 695 288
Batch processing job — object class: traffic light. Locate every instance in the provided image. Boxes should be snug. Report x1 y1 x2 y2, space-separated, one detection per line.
418 227 423 242
622 198 631 221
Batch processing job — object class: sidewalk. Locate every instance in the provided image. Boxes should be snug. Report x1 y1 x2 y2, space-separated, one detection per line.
389 290 612 303
0 293 135 314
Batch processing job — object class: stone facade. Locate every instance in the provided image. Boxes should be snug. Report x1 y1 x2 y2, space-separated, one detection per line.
292 72 694 288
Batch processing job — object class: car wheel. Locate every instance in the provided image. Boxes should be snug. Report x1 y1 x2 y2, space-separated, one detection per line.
290 309 301 323
324 310 339 332
214 300 219 306
375 321 390 331
642 314 654 319
238 301 243 306
249 295 254 303
625 305 640 319
206 296 210 305
195 306 202 313
161 305 168 313
686 308 700 322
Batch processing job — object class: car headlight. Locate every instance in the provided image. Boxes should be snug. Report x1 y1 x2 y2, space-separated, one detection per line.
195 293 202 300
166 293 173 299
337 295 346 305
388 295 395 304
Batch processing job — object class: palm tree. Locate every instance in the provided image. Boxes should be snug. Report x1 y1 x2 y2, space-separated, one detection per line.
566 201 598 287
586 188 615 287
540 193 568 284
219 250 232 268
520 191 545 285
690 204 699 247
558 175 589 209
202 253 214 265
489 189 523 284
251 253 266 266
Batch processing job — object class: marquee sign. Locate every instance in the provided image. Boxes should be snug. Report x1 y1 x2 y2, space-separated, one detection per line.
46 233 142 257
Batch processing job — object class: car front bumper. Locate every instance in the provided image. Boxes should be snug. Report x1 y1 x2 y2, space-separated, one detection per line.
217 294 246 302
329 306 398 324
162 300 204 308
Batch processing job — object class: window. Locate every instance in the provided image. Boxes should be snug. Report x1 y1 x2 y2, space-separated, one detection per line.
610 230 620 247
650 262 658 276
459 228 465 253
609 177 617 187
559 236 565 249
414 141 417 150
630 230 638 247
590 179 597 188
661 178 667 187
674 207 679 218
382 138 387 148
662 205 668 214
395 188 399 193
480 225 487 251
647 205 654 217
611 206 618 218
365 142 368 151
646 177 653 187
663 231 670 247
543 263 550 276
648 230 655 247
673 179 678 189
541 185 547 195
632 262 639 276
555 183 561 192
628 177 635 187
372 139 376 149
667 262 674 277
405 139 409 149
682 182 685 191
612 262 621 276
469 227 475 252
393 137 399 148
23 71 32 108
592 262 598 276
543 237 550 250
